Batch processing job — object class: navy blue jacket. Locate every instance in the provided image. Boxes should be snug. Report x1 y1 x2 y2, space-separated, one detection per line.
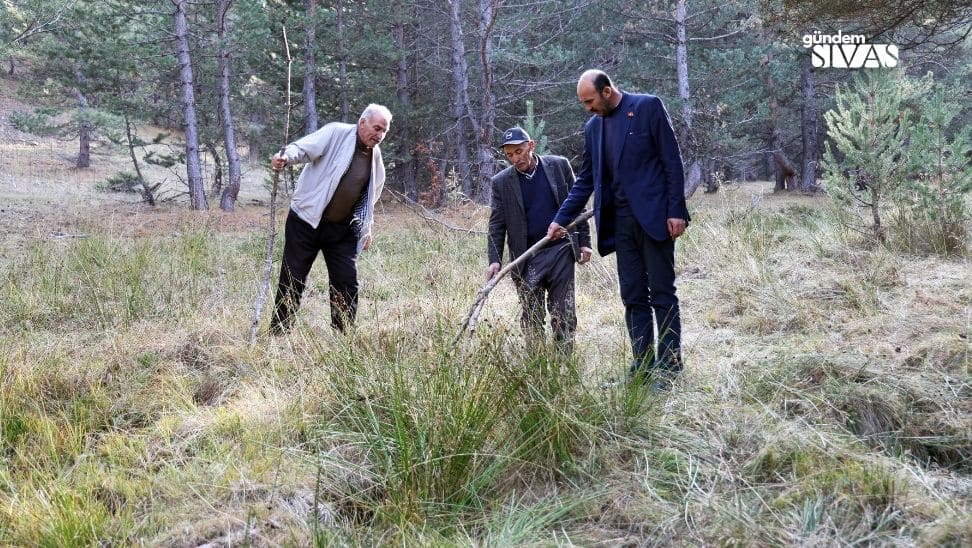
554 92 690 255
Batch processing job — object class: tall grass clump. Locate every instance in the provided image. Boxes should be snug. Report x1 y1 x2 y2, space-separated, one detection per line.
288 320 628 538
332 336 515 524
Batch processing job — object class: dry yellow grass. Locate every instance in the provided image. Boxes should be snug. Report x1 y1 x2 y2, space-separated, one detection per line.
0 68 969 545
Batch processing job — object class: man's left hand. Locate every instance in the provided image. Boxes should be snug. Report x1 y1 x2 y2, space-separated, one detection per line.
667 218 687 240
579 246 593 264
362 234 373 251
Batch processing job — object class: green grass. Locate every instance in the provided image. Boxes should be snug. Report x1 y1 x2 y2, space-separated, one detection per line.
0 192 968 545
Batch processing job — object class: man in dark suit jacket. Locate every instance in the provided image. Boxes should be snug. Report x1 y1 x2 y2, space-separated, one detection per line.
548 70 690 383
487 127 593 352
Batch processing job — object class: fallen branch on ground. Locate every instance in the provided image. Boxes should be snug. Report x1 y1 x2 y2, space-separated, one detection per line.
385 187 486 235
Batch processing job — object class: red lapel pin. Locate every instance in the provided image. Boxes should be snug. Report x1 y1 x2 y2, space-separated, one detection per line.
627 111 634 117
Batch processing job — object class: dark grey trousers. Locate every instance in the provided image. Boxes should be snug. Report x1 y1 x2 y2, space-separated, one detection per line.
513 242 577 353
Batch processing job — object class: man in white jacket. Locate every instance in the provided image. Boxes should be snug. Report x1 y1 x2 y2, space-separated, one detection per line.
269 104 392 334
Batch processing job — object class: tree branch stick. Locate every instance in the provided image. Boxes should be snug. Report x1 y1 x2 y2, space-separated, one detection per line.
385 187 486 235
248 25 292 346
454 209 594 346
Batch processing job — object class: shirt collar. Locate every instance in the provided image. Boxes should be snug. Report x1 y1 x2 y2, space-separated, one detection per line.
603 92 625 118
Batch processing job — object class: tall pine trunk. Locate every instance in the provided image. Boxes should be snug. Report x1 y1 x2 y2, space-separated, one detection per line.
337 0 349 121
475 0 499 203
207 141 223 197
303 0 318 132
76 89 91 168
173 0 207 210
675 0 702 198
448 0 473 197
762 36 788 191
217 0 242 211
393 10 417 200
800 54 819 191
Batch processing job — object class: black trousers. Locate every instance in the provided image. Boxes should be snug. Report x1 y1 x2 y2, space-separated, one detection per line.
615 213 682 374
271 210 359 333
514 242 577 353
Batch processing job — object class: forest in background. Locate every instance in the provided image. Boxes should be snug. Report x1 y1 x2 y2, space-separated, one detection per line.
3 0 970 211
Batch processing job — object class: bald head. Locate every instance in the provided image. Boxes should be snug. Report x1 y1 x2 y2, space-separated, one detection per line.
578 70 613 92
577 69 621 116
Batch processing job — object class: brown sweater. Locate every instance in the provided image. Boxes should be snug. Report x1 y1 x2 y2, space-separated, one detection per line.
322 140 372 223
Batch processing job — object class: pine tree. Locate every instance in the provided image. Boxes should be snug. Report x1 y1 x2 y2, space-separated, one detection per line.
899 84 972 253
821 71 925 243
519 100 549 157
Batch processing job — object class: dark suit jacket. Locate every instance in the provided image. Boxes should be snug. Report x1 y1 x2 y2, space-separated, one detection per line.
487 155 592 275
553 92 690 256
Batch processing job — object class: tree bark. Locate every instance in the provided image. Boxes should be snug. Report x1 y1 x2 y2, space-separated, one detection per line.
475 0 500 203
303 0 318 132
393 10 417 200
799 53 819 191
75 86 91 168
870 185 883 242
448 0 473 196
206 140 223 197
173 0 208 210
703 157 718 193
675 0 702 198
762 41 788 191
217 0 242 211
337 0 349 121
124 114 156 206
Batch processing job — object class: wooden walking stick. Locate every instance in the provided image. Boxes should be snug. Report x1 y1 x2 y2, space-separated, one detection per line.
454 209 595 346
248 25 293 346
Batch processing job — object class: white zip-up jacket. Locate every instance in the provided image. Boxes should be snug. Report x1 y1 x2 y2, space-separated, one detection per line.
281 122 385 251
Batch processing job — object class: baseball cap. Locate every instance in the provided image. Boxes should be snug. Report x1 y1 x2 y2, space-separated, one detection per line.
501 127 531 146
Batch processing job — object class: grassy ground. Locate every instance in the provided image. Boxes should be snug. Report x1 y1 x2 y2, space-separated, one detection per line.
0 181 968 545
1 71 969 547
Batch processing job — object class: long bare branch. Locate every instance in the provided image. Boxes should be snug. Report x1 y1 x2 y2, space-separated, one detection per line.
454 209 594 346
248 24 292 346
386 188 486 235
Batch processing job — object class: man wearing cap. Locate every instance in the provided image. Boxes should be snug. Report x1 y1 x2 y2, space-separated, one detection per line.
487 126 593 353
547 70 690 387
269 104 392 334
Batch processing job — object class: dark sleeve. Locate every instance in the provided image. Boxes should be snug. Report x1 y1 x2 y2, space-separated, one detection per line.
651 96 690 222
486 178 506 265
561 158 591 249
554 123 595 227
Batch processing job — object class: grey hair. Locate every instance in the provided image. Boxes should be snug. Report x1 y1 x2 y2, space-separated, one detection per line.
360 103 393 124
